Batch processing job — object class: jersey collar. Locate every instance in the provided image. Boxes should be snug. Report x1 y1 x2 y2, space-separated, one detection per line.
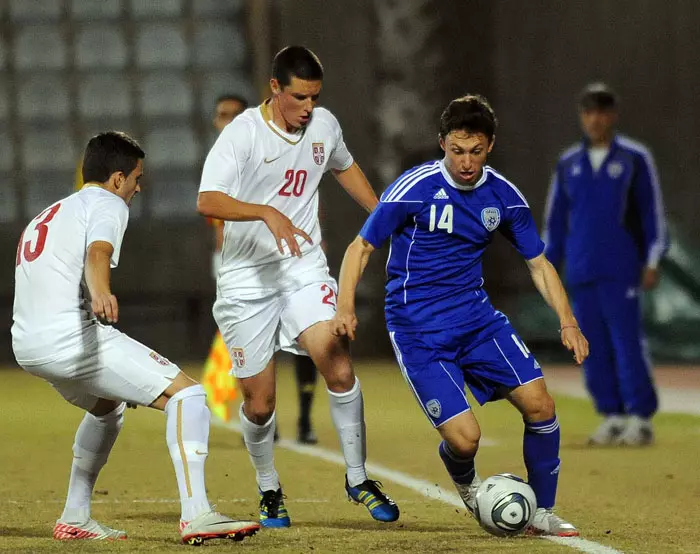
259 99 305 145
439 159 488 191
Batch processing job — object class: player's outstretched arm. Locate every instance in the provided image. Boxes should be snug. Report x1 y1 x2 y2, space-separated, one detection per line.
525 253 589 365
332 236 376 340
85 241 119 324
197 191 312 257
332 163 379 213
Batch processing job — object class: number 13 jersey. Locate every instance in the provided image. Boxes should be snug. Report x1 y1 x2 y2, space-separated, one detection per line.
12 187 129 365
198 102 353 295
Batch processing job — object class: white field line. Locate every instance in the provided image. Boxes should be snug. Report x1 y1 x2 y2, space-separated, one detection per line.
213 420 623 554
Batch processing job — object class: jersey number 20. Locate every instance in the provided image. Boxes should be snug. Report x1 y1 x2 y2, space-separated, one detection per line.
279 169 308 197
16 203 62 266
429 204 453 233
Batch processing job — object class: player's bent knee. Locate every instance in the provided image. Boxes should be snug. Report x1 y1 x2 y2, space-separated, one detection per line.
242 402 275 425
448 435 480 458
323 367 355 392
525 393 556 422
89 398 125 418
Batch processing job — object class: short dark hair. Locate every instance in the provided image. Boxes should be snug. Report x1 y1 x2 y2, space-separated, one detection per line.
439 94 498 142
82 131 145 184
578 82 618 110
215 94 249 109
272 46 324 88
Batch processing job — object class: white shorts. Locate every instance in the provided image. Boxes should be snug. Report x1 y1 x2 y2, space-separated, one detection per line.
19 324 180 411
213 278 338 378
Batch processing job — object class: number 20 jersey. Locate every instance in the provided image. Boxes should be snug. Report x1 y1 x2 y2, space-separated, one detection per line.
12 187 128 364
198 103 353 295
359 161 545 333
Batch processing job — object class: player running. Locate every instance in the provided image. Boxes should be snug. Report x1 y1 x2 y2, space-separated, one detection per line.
12 132 259 545
331 95 588 537
196 46 399 527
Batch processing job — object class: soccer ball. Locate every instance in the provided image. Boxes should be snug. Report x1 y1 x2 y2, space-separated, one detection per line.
474 473 536 537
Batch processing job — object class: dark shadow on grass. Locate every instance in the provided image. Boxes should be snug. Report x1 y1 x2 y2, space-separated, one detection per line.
117 511 180 522
0 526 50 538
298 519 460 533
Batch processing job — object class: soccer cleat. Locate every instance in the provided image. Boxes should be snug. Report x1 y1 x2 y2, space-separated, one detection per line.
297 424 318 445
454 473 482 517
528 508 579 537
179 510 260 546
345 478 400 522
588 415 626 445
616 415 653 446
53 519 127 541
259 488 291 528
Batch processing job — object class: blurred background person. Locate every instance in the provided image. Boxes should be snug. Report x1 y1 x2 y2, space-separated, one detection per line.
543 83 668 446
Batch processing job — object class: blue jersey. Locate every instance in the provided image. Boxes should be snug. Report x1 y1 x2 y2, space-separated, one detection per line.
360 160 544 332
543 134 668 287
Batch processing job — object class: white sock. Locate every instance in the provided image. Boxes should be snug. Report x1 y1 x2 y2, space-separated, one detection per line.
165 385 211 522
61 403 125 524
328 377 367 487
239 405 280 492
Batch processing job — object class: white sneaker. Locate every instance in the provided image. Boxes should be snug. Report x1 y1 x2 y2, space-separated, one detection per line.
529 508 579 537
53 518 127 540
588 415 626 445
616 415 653 446
454 473 482 517
180 510 260 546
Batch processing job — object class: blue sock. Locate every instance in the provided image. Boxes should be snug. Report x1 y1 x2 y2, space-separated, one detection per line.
523 416 560 509
438 440 475 485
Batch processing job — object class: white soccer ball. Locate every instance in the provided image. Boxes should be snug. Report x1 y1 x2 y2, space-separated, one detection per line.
474 473 537 537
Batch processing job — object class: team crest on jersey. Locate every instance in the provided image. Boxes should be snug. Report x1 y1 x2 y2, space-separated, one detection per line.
607 161 624 179
481 207 501 232
149 351 171 366
231 347 246 368
426 399 442 419
312 142 325 165
571 164 582 176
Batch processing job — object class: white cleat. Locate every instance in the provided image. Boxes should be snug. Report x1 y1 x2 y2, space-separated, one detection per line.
180 510 260 546
528 508 579 537
615 415 653 446
53 518 127 541
588 415 626 445
454 473 482 517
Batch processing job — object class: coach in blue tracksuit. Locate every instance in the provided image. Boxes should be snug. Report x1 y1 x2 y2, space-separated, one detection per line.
544 83 668 446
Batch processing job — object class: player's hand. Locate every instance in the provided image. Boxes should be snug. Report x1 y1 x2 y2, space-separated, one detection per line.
560 326 589 365
331 308 358 340
262 207 313 257
92 292 119 324
641 267 659 291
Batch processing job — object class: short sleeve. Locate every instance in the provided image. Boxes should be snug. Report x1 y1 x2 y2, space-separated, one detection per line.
500 206 545 260
86 196 129 267
327 114 354 171
359 199 421 248
198 118 253 197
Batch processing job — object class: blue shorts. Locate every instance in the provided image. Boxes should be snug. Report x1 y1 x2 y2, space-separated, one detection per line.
389 321 543 427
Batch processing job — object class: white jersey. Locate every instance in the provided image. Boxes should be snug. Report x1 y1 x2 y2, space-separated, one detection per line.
12 187 129 365
198 103 353 295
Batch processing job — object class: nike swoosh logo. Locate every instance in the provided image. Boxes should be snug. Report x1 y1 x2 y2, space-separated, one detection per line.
208 520 237 526
264 156 281 164
195 450 208 456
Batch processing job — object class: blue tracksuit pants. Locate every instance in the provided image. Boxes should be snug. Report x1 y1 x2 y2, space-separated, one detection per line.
570 280 658 418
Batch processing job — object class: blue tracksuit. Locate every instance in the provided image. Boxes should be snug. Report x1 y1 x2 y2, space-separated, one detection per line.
544 134 668 417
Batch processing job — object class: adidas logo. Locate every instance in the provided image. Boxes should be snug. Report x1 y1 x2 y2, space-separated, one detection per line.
433 188 449 200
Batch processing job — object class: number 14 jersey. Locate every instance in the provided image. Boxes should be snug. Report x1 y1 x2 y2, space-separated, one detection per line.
198 102 353 295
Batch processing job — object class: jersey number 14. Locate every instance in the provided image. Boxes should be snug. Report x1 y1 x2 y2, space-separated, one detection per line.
429 204 453 233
